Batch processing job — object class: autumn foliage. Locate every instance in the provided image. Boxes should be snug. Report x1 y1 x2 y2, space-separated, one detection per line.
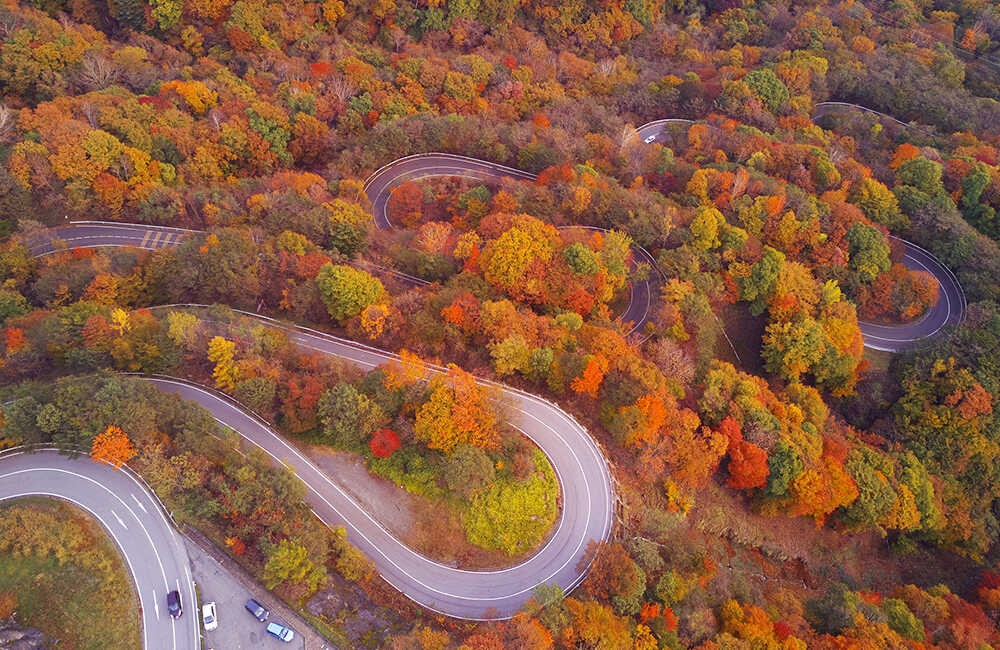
90 426 137 469
369 428 401 458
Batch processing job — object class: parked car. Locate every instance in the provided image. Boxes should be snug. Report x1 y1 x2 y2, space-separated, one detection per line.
265 622 295 642
244 598 269 622
202 602 218 631
166 590 182 619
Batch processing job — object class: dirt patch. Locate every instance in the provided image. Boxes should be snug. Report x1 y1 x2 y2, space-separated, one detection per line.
306 446 417 541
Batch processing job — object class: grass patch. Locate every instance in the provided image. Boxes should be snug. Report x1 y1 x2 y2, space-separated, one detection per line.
0 498 140 650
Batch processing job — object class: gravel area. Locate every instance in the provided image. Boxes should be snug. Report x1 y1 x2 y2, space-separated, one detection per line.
305 446 416 538
185 532 337 650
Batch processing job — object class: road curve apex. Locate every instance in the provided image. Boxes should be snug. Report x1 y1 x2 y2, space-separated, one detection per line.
0 447 200 650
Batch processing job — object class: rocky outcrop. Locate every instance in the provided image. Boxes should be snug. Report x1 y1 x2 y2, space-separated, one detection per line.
0 617 46 650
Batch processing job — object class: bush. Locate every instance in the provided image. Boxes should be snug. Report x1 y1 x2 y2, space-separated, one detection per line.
462 450 558 555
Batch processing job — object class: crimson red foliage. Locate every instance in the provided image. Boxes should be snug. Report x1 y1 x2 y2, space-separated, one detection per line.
370 428 401 458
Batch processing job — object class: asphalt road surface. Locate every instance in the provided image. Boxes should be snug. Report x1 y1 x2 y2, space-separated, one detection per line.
634 118 967 349
0 448 199 650
858 237 966 351
22 221 194 256
141 319 616 620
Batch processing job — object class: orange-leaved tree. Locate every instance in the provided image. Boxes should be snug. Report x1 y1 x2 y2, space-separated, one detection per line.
90 425 137 469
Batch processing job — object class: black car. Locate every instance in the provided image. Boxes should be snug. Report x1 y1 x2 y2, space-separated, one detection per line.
244 598 269 622
166 590 182 619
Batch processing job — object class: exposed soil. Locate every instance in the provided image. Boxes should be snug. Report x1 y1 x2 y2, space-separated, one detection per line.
307 446 418 538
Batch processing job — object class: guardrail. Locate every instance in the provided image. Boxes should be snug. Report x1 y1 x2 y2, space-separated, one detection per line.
889 235 968 325
69 220 202 234
811 101 937 138
141 303 617 557
364 152 537 190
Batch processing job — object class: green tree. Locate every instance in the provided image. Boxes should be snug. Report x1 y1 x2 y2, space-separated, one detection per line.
233 377 277 416
0 290 29 324
850 177 908 230
488 334 531 376
846 222 891 284
742 68 789 112
317 383 386 450
157 230 261 309
262 538 327 592
765 441 803 497
960 164 997 238
739 247 785 316
842 448 900 532
884 598 924 641
893 157 955 218
315 263 385 323
563 242 600 275
896 157 944 195
442 444 496 499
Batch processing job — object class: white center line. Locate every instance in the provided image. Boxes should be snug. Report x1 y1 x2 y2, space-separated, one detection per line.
111 509 128 530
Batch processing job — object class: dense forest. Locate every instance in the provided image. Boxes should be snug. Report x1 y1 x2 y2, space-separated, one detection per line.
1 0 999 646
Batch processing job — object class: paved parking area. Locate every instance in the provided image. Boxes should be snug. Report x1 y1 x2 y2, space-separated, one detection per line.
184 535 334 650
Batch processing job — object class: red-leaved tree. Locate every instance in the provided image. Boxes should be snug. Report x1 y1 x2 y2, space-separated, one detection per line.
369 428 401 458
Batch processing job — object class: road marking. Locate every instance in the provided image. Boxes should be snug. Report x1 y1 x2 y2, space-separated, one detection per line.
140 230 154 248
131 493 148 513
0 483 151 649
153 589 160 619
112 509 129 530
144 354 612 603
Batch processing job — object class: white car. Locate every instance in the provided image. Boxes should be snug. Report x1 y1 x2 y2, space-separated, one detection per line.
202 602 218 631
643 134 657 143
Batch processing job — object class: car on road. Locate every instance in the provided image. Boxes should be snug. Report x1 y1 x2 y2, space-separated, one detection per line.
202 601 217 631
166 590 182 619
265 622 295 642
244 598 269 622
643 134 657 143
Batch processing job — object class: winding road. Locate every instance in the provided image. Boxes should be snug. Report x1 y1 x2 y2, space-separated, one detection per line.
633 118 966 349
143 351 614 620
22 221 195 257
9 112 968 638
27 142 966 350
861 236 966 351
0 448 199 650
363 152 657 336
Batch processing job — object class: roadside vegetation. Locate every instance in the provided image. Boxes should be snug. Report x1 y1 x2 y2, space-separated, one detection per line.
1 0 999 644
0 374 375 629
0 498 140 650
